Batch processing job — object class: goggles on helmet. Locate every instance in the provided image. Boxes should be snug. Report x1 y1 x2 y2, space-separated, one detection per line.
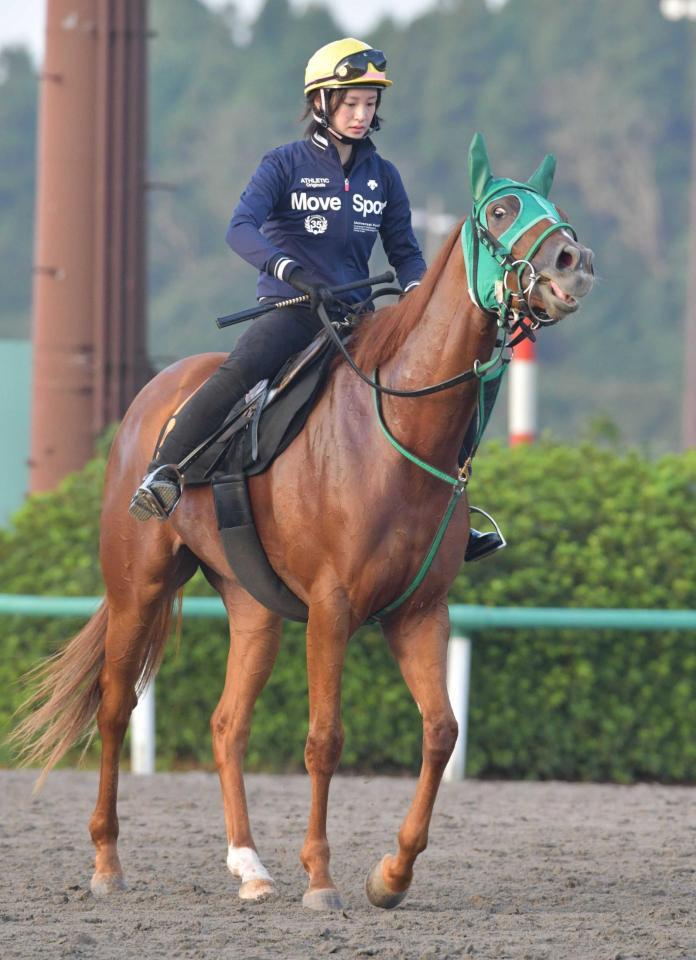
316 49 387 86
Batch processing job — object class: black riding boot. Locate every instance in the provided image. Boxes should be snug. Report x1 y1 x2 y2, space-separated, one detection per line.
460 375 506 562
127 361 249 522
129 304 323 521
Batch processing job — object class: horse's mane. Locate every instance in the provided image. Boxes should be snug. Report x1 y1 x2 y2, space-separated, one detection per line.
349 218 465 371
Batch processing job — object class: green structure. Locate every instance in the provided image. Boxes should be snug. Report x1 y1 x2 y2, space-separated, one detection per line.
0 340 31 524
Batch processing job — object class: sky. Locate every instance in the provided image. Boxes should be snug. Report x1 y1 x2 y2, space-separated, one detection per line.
0 0 449 64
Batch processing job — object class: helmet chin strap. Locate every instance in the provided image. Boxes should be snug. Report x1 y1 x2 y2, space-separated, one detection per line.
313 89 380 143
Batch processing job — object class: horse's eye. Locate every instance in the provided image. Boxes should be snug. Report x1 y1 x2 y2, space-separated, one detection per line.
493 206 507 219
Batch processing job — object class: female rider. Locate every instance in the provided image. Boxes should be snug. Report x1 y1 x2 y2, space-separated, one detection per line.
129 38 503 562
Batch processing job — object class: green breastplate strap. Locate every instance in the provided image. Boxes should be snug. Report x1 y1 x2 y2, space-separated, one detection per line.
368 368 504 623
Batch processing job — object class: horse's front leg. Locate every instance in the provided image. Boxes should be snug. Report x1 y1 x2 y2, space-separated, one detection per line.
299 593 351 911
208 583 282 901
366 600 457 909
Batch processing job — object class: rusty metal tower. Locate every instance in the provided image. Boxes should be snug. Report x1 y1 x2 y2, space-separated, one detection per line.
29 0 150 491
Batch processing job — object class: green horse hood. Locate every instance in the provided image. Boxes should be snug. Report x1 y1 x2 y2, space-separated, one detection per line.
462 133 572 316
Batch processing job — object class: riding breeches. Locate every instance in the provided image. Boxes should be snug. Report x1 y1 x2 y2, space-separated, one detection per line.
154 304 325 467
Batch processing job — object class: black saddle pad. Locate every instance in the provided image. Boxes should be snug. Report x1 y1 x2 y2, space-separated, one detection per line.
183 330 339 486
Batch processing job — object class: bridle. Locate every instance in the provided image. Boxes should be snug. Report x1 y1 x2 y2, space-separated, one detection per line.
316 182 577 399
465 181 578 336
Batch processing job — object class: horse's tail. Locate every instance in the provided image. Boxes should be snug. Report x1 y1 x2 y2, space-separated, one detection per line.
8 600 109 791
9 594 173 792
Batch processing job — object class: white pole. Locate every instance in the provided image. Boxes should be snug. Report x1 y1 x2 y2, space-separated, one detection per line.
130 680 155 774
444 635 472 782
508 336 537 446
660 0 696 19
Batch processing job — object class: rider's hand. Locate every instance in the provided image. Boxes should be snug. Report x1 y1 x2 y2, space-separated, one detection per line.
287 267 332 313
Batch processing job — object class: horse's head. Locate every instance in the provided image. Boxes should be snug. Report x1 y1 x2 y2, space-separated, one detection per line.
463 133 594 326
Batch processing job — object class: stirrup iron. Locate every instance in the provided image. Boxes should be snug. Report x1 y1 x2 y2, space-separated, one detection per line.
128 465 182 522
465 505 506 563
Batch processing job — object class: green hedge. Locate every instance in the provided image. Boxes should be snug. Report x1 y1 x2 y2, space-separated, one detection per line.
1 437 694 781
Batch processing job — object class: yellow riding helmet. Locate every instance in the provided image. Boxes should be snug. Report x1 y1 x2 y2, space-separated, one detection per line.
304 38 392 96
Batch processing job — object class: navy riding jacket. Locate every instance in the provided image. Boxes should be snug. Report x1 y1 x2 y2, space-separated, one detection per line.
226 129 426 305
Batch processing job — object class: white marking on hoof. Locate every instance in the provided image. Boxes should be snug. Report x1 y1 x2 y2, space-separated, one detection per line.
239 878 275 901
227 845 273 886
90 872 127 897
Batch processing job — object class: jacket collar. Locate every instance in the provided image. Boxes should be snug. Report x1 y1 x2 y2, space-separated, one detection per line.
309 129 376 162
310 129 330 151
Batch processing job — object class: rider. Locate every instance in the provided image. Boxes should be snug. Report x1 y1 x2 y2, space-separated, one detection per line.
129 38 504 562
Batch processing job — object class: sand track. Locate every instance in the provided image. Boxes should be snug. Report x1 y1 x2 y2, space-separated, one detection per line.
1 771 694 959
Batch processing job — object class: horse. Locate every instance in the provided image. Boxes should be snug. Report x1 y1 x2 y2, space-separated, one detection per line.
12 135 594 911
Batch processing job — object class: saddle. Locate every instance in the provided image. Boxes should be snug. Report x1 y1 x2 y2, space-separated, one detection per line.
181 330 344 622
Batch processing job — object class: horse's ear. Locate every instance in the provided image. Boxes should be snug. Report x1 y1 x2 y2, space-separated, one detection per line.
527 153 556 197
468 132 493 203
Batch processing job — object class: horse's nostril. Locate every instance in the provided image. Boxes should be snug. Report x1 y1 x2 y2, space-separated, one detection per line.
556 245 578 271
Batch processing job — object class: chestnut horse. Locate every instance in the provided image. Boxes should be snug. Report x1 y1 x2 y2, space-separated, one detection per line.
13 136 594 911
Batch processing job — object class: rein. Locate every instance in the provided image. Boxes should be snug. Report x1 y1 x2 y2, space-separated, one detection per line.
316 298 507 398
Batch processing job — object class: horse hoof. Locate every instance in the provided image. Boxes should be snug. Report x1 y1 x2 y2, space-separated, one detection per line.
302 888 344 911
365 857 408 909
239 878 275 901
90 872 127 897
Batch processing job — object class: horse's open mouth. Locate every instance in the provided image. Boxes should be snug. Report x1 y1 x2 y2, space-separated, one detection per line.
537 277 578 315
547 279 576 306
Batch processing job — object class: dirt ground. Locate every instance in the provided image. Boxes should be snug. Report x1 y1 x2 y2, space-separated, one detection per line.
0 770 694 960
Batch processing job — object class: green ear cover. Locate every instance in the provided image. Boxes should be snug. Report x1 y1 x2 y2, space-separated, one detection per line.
468 132 493 203
527 153 556 197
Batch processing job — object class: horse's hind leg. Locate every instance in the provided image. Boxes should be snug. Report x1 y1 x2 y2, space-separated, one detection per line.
88 592 175 895
206 573 282 901
89 528 197 897
365 601 457 909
